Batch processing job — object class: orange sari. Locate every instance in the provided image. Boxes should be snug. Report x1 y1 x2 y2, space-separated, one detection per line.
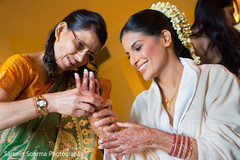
0 54 110 160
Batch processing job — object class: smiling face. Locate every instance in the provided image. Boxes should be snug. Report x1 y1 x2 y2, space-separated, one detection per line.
121 31 169 81
54 22 102 75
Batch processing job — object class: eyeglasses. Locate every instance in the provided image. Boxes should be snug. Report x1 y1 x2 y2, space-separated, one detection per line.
71 30 95 62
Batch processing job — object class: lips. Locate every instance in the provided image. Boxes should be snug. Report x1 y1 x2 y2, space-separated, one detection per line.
138 62 148 74
66 57 76 67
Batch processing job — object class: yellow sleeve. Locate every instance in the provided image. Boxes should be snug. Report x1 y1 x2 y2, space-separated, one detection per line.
0 54 32 101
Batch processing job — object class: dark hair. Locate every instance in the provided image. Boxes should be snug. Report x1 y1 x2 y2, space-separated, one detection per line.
191 0 240 76
43 9 107 79
120 9 192 59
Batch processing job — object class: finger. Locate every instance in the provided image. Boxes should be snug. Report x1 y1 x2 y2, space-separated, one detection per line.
101 140 120 149
81 69 89 90
77 90 103 107
93 108 115 118
116 122 138 128
74 73 81 88
76 102 95 113
74 110 89 116
103 123 118 132
102 132 121 143
89 71 95 92
101 99 112 109
95 79 100 95
95 116 117 127
106 146 127 155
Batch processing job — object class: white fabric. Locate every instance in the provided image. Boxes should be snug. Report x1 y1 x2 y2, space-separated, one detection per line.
105 58 240 160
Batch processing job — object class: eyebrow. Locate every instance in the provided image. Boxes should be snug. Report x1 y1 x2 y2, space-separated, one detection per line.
131 40 142 49
125 40 143 55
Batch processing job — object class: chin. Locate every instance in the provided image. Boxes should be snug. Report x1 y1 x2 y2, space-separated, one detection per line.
143 75 152 81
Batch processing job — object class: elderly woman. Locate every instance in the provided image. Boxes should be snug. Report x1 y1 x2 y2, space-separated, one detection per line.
0 9 117 159
100 2 240 160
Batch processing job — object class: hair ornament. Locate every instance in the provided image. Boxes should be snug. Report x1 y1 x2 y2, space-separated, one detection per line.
150 2 201 64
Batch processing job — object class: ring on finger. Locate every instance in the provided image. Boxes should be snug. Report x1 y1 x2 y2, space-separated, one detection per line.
111 117 114 122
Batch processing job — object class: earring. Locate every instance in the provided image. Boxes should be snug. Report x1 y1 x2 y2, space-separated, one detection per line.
56 36 59 42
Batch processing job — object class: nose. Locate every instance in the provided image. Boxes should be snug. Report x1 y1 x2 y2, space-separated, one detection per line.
129 53 139 68
75 50 88 62
233 17 238 25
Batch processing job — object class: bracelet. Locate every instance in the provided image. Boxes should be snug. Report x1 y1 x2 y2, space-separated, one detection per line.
186 138 193 159
168 134 177 156
184 137 193 159
169 134 194 159
32 97 40 117
173 134 182 157
179 135 186 158
34 95 48 117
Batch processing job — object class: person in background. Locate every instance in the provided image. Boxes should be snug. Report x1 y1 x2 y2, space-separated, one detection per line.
100 2 240 160
0 9 117 159
190 0 240 78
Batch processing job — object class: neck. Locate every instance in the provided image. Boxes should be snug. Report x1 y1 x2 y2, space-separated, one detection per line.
28 51 49 83
155 55 183 96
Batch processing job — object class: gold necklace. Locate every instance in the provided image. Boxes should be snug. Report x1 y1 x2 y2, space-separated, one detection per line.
165 89 178 112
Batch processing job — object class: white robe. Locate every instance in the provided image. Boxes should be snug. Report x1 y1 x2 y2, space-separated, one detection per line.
107 58 240 160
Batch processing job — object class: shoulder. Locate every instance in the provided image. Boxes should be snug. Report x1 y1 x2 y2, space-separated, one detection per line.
198 64 239 93
199 64 235 80
1 54 33 70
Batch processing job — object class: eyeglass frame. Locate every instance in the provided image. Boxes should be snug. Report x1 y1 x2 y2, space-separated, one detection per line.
71 30 96 63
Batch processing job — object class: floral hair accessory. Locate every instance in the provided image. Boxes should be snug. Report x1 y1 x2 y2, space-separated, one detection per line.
150 2 201 64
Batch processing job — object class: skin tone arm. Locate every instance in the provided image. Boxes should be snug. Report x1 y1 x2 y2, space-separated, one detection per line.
100 122 198 160
0 70 117 132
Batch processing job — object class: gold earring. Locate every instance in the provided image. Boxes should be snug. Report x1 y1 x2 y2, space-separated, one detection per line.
56 36 59 42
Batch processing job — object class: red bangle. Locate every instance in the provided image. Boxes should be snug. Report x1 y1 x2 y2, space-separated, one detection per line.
179 135 186 158
33 97 40 117
168 134 177 156
173 134 182 157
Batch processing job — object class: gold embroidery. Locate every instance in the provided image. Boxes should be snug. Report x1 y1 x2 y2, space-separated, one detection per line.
79 120 89 126
84 147 93 153
83 138 93 145
82 129 92 135
64 122 74 129
53 130 78 159
7 137 11 143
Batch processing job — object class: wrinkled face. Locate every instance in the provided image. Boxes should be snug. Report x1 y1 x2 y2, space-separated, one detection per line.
121 31 168 81
223 4 237 27
54 25 101 74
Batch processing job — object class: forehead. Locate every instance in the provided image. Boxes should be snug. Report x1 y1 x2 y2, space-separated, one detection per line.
122 32 145 45
75 29 102 51
121 31 155 49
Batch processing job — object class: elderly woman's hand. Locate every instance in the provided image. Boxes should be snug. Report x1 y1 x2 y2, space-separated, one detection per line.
77 69 118 136
100 122 160 155
93 99 118 132
46 69 103 116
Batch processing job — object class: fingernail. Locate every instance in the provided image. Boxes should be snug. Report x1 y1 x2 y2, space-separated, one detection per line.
84 69 88 74
74 73 78 79
95 122 99 127
98 138 103 144
90 71 94 77
98 145 103 149
93 113 97 117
